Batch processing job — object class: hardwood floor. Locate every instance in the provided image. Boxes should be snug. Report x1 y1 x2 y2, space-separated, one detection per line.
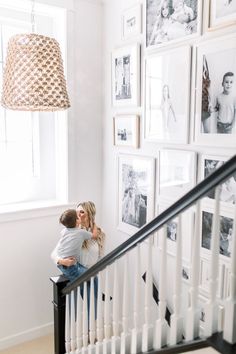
0 334 54 354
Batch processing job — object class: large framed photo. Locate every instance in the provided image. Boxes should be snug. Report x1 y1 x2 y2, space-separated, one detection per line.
112 44 140 107
144 46 191 143
200 154 236 204
210 0 236 28
145 0 201 49
159 149 196 199
118 154 155 235
194 35 236 147
122 4 142 40
113 115 140 148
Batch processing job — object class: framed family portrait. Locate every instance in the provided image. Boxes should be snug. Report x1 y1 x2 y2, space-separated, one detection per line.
159 149 196 199
118 154 155 235
112 44 140 107
144 46 191 143
122 4 142 40
194 35 236 147
200 205 234 260
209 0 236 28
145 0 202 49
113 115 140 148
200 154 236 204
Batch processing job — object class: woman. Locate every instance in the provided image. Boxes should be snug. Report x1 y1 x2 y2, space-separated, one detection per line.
51 201 105 269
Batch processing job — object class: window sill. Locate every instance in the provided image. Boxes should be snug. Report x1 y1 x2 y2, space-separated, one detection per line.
0 200 76 223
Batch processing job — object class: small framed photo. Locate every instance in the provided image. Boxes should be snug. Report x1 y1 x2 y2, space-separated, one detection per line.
113 115 140 148
118 154 155 235
112 44 140 107
200 205 234 259
200 154 236 204
159 149 196 199
122 4 142 40
144 46 191 143
145 0 202 49
210 0 236 28
194 35 236 147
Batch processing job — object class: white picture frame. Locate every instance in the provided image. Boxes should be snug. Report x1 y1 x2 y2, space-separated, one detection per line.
113 115 140 148
194 35 236 147
144 46 191 143
145 0 202 49
122 4 142 40
200 154 236 205
118 154 155 235
112 44 140 107
159 149 196 199
209 0 236 28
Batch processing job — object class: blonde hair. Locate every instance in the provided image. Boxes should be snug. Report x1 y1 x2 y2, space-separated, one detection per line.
76 201 105 255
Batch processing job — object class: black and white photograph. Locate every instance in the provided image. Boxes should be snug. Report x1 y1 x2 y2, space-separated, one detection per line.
159 149 196 199
113 115 140 148
182 264 190 282
210 0 236 28
145 0 201 48
201 210 234 258
144 46 191 143
194 36 236 146
122 4 142 39
167 220 177 241
201 155 236 203
112 44 140 107
118 155 155 235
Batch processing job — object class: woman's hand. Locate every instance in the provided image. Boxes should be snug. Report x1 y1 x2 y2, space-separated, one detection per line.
58 257 76 267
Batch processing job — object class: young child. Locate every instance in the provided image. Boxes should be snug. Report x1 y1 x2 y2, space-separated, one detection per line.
215 72 236 134
51 208 97 282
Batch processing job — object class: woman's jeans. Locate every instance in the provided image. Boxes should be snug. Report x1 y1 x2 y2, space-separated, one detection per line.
58 262 98 320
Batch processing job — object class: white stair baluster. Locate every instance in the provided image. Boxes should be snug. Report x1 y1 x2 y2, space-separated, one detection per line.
120 253 131 354
103 266 112 354
88 277 96 353
96 272 104 354
170 214 183 345
111 260 120 353
223 203 236 343
142 238 154 352
131 244 142 354
204 186 220 337
65 294 71 354
76 287 83 351
153 225 168 349
70 290 76 353
185 201 201 341
82 281 89 351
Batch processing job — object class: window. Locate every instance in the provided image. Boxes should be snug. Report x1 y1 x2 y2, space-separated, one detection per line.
0 1 68 207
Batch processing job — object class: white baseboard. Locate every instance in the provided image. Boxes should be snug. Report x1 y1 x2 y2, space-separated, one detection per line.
0 322 54 351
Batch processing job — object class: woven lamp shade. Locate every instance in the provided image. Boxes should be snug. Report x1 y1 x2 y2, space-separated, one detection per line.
1 33 70 111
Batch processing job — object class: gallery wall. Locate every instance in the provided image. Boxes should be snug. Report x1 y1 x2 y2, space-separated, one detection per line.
101 0 236 309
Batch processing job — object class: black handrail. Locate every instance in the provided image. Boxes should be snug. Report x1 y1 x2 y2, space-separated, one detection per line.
63 154 236 295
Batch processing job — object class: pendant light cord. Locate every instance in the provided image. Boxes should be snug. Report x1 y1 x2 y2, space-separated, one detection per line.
31 0 35 33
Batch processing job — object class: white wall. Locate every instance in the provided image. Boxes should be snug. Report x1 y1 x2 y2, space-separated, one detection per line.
101 0 236 309
0 0 103 349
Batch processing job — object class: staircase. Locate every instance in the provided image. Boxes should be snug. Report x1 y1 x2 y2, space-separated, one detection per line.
51 155 236 354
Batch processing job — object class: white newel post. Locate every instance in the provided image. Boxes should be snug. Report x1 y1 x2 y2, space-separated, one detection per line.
96 272 104 354
65 294 71 354
76 287 83 351
111 260 121 353
185 201 201 341
223 203 236 344
204 187 220 337
103 266 112 354
131 244 142 354
170 214 183 345
142 238 154 352
153 225 168 349
121 253 131 354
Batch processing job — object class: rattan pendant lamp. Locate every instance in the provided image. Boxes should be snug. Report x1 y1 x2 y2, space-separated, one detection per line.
1 0 70 111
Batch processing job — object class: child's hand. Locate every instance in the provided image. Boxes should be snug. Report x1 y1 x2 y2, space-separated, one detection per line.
59 257 76 267
92 224 98 239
